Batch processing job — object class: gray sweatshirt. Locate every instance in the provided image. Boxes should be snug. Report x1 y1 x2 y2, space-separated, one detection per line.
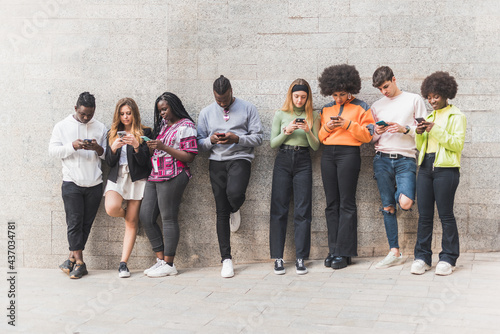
197 97 263 161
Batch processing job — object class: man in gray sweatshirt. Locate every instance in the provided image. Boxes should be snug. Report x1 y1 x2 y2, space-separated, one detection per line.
197 75 263 278
49 92 107 279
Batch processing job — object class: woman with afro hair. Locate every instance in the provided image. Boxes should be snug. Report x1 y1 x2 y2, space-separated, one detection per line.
411 72 466 276
318 64 374 269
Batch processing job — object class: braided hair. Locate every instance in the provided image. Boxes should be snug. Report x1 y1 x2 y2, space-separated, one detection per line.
76 92 96 108
213 75 232 95
153 92 194 138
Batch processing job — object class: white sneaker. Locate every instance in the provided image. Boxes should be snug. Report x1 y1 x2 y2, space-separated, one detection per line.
375 252 404 269
147 263 178 278
435 261 456 276
230 210 241 232
221 259 234 278
410 259 431 275
143 258 166 275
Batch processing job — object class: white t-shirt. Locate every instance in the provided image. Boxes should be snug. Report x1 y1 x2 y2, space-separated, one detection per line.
371 91 428 158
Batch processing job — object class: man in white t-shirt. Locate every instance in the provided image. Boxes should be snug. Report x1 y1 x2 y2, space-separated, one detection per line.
370 66 427 269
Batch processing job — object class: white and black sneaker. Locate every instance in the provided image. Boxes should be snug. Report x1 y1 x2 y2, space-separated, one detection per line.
118 262 131 278
274 258 285 275
295 258 308 275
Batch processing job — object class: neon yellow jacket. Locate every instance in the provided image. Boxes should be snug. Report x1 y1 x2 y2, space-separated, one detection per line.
416 105 466 167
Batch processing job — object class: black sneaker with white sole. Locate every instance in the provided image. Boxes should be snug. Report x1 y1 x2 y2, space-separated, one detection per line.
118 262 131 278
274 258 285 275
295 258 308 275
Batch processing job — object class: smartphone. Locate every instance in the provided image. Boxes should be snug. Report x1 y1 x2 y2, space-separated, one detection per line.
330 116 339 120
376 120 389 127
140 136 151 142
117 131 127 138
295 118 305 123
83 139 92 144
215 132 225 138
415 117 426 124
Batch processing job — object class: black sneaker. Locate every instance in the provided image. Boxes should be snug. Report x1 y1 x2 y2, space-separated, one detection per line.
59 258 75 275
295 259 308 275
70 261 88 279
118 262 131 278
274 258 285 275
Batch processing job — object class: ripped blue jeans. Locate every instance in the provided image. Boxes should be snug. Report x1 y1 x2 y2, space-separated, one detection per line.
373 153 416 249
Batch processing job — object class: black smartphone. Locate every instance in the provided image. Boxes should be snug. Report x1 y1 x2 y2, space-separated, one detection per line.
295 118 305 123
330 116 339 121
83 139 92 144
415 117 426 124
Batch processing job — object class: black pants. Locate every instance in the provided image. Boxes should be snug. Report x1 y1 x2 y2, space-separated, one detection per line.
140 171 189 256
269 148 312 259
61 181 103 251
209 159 252 261
414 154 460 266
321 146 360 257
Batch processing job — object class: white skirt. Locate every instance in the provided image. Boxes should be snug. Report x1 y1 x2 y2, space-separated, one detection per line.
104 165 146 200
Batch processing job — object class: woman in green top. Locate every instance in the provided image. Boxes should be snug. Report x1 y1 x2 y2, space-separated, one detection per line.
411 71 466 276
269 78 321 275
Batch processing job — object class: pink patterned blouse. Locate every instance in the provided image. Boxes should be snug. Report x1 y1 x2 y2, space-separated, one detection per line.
148 118 198 182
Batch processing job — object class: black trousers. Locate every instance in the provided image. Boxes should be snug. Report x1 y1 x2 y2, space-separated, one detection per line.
61 181 103 251
209 159 252 261
269 148 312 259
414 154 460 266
321 146 360 257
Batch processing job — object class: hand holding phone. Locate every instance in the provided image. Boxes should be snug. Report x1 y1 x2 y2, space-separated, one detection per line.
83 139 92 145
415 117 426 124
215 132 225 138
330 116 339 121
376 120 389 127
117 131 127 138
295 118 305 123
140 135 151 142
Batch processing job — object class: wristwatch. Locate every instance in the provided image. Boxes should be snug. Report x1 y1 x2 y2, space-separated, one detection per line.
403 125 410 134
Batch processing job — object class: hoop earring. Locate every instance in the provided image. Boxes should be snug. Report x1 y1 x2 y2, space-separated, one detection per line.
348 93 352 99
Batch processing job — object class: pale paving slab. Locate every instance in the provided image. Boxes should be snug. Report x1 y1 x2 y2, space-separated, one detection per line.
2 252 500 333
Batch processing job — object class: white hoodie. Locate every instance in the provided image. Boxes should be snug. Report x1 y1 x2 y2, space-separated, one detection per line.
49 114 108 187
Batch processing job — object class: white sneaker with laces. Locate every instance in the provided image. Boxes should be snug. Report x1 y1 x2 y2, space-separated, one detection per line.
147 263 178 278
435 261 456 276
143 258 166 275
221 259 234 278
230 210 241 232
410 259 431 275
375 252 404 269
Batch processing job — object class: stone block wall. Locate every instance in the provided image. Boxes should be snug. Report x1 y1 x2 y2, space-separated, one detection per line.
1 0 499 269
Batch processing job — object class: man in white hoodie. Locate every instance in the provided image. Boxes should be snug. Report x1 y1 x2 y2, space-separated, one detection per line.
49 92 108 279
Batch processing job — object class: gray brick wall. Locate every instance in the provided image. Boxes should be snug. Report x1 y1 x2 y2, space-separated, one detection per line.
1 0 499 270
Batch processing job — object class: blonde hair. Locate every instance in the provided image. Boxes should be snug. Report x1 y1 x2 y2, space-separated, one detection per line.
281 79 314 126
109 97 145 145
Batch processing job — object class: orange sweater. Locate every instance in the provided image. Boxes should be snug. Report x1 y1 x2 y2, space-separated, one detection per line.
318 97 374 146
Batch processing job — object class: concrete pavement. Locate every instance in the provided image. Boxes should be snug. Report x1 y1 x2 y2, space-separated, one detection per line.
3 252 500 333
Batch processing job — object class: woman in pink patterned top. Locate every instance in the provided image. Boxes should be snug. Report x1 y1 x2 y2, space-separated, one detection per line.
139 92 198 277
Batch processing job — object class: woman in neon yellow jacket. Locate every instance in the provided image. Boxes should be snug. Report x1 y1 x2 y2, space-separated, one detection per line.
410 72 466 277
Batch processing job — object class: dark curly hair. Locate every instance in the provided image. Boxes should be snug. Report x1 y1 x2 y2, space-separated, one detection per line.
76 92 95 108
318 64 361 96
421 71 458 100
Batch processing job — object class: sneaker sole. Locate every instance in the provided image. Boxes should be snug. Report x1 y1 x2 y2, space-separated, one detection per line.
375 260 404 269
435 267 455 276
221 272 234 278
274 269 285 275
119 272 131 278
296 269 308 275
60 267 71 275
147 271 178 278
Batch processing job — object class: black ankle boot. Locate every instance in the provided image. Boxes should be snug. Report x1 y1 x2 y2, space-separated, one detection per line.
324 254 335 267
331 256 351 269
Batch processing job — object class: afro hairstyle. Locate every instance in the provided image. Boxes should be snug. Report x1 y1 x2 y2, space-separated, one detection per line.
421 71 458 100
318 64 361 96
